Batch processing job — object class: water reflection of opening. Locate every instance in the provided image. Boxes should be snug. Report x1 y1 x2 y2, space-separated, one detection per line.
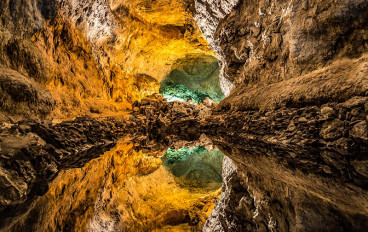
162 146 224 190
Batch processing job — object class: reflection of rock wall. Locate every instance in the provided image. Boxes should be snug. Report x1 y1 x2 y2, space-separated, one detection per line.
4 141 219 232
205 155 368 231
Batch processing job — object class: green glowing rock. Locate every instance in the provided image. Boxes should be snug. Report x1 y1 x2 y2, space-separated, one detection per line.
160 83 212 103
160 56 225 103
163 146 224 189
165 146 207 164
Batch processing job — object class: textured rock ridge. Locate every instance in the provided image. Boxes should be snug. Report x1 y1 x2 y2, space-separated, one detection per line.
0 0 215 120
191 0 240 96
0 116 128 227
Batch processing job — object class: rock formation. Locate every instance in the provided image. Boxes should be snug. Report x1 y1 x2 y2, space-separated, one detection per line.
0 0 215 121
191 0 368 231
0 0 368 231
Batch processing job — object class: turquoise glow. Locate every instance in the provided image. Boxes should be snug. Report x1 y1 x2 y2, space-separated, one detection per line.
162 146 224 189
160 83 213 103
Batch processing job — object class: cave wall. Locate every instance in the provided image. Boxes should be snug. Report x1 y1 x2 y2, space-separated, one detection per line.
1 0 367 231
191 0 368 231
0 0 215 121
192 0 368 106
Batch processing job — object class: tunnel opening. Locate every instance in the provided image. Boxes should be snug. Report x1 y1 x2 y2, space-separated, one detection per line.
162 145 224 191
159 54 225 104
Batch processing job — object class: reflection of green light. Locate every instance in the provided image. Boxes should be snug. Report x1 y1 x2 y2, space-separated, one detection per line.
160 83 213 104
162 94 186 103
165 146 207 164
163 146 225 189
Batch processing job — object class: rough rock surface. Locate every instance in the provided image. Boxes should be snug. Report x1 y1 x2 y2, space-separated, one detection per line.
130 94 212 143
192 0 368 99
0 116 127 227
190 1 368 231
201 96 368 231
0 0 368 231
0 0 215 120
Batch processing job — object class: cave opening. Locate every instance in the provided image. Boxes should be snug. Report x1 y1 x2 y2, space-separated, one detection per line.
159 55 225 104
162 145 224 190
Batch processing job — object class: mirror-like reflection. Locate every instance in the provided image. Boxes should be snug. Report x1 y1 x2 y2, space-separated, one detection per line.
7 138 224 232
162 146 224 190
2 128 368 231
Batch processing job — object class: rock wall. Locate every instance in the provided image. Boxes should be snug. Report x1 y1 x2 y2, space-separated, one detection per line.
191 0 240 96
192 0 368 103
0 0 215 121
191 0 368 231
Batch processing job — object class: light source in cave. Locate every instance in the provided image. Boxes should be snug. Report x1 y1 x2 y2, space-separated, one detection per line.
159 55 225 103
162 146 224 190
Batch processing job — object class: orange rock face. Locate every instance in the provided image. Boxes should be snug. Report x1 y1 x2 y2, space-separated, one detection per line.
7 139 220 231
0 0 215 121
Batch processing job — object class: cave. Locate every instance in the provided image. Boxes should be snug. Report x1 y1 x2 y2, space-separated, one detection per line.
159 55 225 103
162 146 224 189
1 0 368 231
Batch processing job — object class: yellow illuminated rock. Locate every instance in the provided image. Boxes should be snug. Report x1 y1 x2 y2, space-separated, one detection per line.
9 140 220 231
0 0 215 120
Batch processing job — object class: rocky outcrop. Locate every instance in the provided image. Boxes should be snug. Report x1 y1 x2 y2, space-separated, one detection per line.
130 94 212 143
190 1 368 231
0 0 215 120
201 96 368 231
0 116 127 227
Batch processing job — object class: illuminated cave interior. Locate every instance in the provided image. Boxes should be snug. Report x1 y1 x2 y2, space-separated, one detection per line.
162 146 224 190
159 55 225 103
2 0 368 231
